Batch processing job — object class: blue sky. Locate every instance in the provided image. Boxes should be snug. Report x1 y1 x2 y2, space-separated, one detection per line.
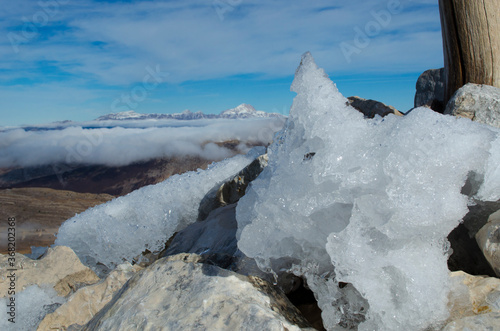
0 0 443 126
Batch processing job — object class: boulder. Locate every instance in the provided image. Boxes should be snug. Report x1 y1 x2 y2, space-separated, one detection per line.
0 246 99 298
444 83 500 128
84 254 313 330
443 313 500 331
445 271 500 330
197 153 268 221
476 209 500 276
414 68 445 112
347 96 402 118
37 262 142 331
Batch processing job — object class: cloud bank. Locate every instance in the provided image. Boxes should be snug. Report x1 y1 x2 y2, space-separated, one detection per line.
0 118 285 168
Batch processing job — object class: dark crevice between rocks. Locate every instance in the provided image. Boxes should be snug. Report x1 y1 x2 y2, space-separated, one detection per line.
447 222 496 277
248 276 314 329
286 280 325 331
447 173 499 276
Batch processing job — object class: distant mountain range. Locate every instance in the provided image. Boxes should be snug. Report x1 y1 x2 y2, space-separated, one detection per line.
0 104 285 133
95 104 285 121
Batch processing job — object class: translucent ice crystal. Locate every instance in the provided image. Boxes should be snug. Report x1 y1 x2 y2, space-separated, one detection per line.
236 52 500 330
55 148 265 271
0 285 65 331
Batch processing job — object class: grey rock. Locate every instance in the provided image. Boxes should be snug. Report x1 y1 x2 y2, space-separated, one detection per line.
163 204 240 258
414 68 445 112
347 96 402 118
197 153 268 221
83 254 313 331
476 209 500 277
445 83 500 128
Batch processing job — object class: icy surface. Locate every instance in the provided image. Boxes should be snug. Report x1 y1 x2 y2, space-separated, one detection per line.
478 135 500 201
0 285 65 331
236 52 500 330
56 148 265 271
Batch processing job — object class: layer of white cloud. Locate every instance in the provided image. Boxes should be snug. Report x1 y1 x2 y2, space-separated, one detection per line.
0 117 285 168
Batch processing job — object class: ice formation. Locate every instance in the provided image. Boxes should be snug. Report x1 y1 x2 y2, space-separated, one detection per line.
0 285 65 331
236 52 500 330
55 147 265 271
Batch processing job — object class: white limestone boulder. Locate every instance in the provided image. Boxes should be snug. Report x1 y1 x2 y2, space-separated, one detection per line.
445 271 500 330
37 262 142 331
84 254 313 330
0 246 99 298
445 83 500 128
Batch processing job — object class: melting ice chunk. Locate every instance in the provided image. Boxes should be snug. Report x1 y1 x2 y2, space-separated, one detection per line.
56 148 266 272
236 52 500 330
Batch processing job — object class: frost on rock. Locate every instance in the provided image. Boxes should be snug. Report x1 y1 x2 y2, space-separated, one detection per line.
0 285 65 331
55 147 265 272
236 52 500 330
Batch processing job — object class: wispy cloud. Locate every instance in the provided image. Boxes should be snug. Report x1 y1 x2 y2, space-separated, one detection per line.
1 0 442 81
0 117 285 168
0 0 443 125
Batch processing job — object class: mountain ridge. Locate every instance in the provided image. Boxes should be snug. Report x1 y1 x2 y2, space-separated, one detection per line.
96 104 284 121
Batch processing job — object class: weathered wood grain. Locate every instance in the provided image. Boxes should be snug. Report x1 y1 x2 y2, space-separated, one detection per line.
439 0 500 104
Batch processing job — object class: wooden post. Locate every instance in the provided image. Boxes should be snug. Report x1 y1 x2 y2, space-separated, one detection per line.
439 0 500 105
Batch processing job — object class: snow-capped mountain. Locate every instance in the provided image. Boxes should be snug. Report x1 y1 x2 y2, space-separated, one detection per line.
220 104 273 119
96 110 144 120
171 110 212 120
95 104 284 121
